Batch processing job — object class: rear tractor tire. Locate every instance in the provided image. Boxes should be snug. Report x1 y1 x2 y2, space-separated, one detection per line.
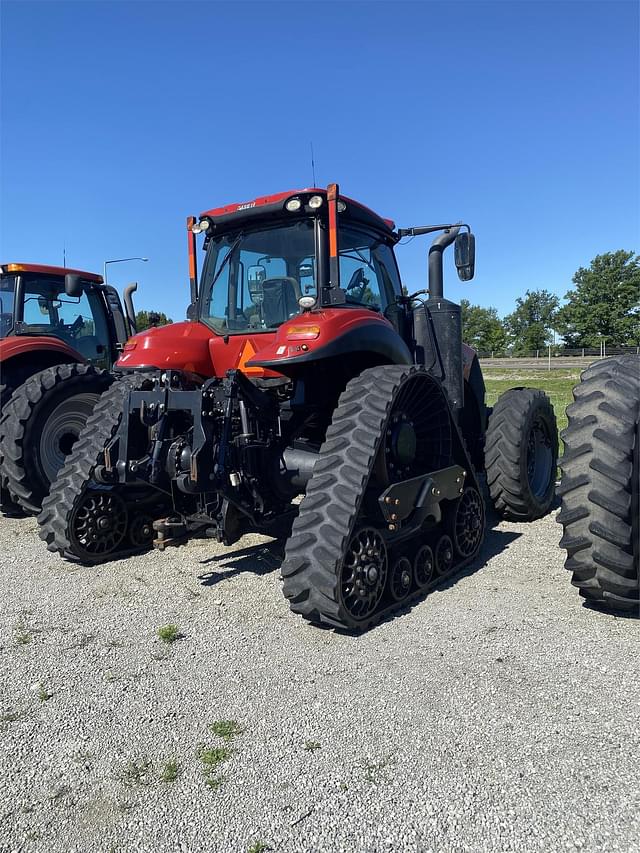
485 387 557 521
0 364 114 515
557 355 639 613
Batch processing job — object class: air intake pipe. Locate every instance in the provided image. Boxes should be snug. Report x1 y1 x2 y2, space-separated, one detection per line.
428 224 461 300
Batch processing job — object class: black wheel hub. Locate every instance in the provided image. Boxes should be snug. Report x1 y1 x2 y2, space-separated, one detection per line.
70 491 128 557
413 544 435 589
435 535 454 575
341 528 388 620
453 487 485 558
128 513 154 549
527 417 553 499
390 556 413 601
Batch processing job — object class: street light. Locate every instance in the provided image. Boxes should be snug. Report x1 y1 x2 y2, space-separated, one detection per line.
103 256 149 283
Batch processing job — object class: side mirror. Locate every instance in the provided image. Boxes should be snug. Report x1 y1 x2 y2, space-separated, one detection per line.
64 274 83 297
454 232 475 281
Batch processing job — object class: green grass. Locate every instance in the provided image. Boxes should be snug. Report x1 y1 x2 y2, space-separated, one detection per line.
209 720 243 741
200 745 232 789
303 740 321 752
160 759 181 783
247 842 272 853
157 624 181 644
483 368 580 439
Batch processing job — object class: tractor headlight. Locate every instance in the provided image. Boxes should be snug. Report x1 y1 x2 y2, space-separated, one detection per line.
298 296 316 311
337 200 346 213
285 197 302 212
308 195 323 209
199 217 211 232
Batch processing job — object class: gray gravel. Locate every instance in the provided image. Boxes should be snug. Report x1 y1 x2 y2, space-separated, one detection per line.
1 509 639 853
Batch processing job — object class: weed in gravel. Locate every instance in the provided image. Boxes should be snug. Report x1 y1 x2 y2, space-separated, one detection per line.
364 757 390 783
304 740 321 752
119 757 152 787
157 624 182 644
200 745 232 789
38 686 53 702
160 759 181 783
16 630 32 645
247 842 272 853
209 719 243 740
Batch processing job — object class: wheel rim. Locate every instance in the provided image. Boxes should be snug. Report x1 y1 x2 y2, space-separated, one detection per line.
39 393 98 484
453 487 484 558
128 513 154 549
435 535 454 575
340 528 388 620
378 374 452 485
389 556 413 601
527 416 553 499
69 491 128 557
413 544 434 588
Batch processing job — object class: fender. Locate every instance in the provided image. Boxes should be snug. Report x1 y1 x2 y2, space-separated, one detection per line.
0 336 85 365
249 308 412 375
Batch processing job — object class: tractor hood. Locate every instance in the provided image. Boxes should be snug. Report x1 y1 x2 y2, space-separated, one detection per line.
115 320 281 379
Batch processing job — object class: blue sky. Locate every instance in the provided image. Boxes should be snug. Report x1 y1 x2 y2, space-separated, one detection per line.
1 0 638 322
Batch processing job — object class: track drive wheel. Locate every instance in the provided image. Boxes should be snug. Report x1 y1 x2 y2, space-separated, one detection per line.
281 364 454 630
485 387 557 520
0 364 113 514
557 355 639 613
38 372 162 564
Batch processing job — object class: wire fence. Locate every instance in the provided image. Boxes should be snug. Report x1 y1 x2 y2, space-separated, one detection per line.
476 345 640 359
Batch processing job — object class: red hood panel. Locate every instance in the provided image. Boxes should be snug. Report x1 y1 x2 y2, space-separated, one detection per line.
115 320 281 378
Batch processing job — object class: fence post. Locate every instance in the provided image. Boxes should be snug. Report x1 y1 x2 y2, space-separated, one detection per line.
548 344 551 371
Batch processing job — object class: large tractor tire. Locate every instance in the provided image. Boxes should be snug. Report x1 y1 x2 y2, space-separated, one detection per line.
557 355 639 613
0 401 25 517
0 364 113 514
281 364 485 630
485 388 557 521
39 371 166 564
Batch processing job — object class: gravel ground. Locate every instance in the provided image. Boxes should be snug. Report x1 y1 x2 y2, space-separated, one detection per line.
1 509 639 853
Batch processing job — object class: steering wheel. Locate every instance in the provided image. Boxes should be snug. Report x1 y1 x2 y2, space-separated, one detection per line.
345 268 372 302
68 315 85 337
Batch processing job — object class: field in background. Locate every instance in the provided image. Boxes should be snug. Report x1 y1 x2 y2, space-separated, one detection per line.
482 367 581 436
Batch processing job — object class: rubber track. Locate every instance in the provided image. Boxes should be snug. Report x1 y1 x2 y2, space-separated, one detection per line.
1 363 112 514
485 387 557 520
281 364 474 631
557 355 640 612
38 372 153 561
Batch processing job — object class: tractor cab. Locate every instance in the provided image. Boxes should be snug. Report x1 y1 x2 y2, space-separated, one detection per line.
0 263 134 369
189 187 405 336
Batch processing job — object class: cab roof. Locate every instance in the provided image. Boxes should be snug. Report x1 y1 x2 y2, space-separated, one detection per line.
1 263 103 283
200 187 397 239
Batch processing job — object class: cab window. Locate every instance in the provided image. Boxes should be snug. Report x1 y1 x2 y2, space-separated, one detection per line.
20 277 110 364
339 228 396 310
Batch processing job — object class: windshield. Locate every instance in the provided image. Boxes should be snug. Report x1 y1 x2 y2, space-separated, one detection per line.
200 220 316 335
0 275 17 338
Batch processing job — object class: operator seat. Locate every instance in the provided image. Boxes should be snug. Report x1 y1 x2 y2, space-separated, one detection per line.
261 277 301 327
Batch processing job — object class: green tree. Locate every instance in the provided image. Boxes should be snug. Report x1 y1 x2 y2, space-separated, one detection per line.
135 310 173 332
460 299 507 354
504 289 559 355
556 251 640 347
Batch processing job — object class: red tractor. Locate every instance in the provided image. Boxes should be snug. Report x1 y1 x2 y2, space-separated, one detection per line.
39 184 557 630
0 263 136 514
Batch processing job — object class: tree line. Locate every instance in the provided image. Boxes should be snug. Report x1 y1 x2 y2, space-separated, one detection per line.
461 250 640 355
